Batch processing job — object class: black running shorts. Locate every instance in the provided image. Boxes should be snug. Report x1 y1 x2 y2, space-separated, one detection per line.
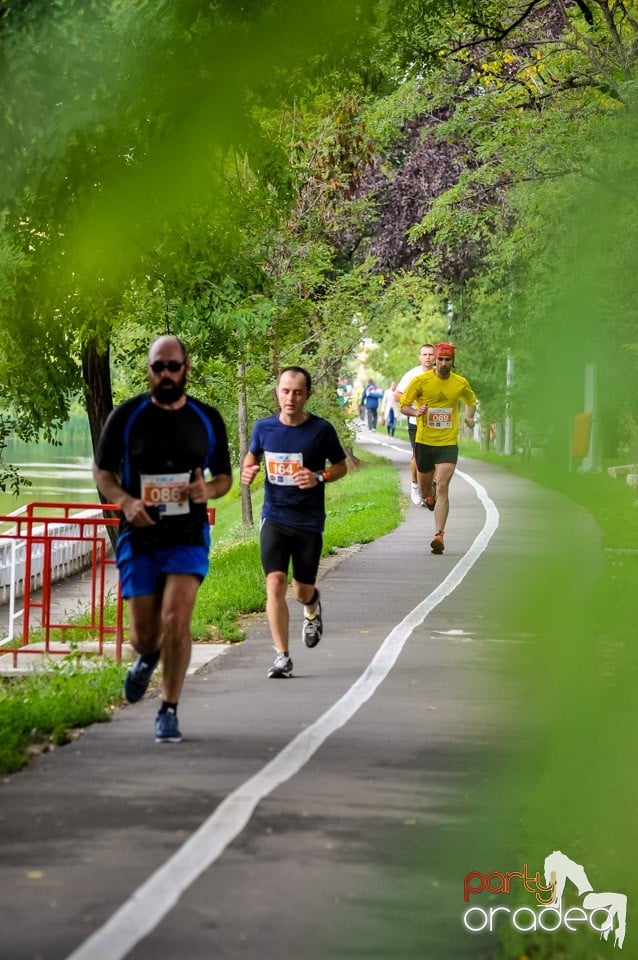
414 443 458 474
259 518 323 585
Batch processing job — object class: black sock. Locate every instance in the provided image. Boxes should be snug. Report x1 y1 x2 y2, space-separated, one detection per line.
159 701 178 714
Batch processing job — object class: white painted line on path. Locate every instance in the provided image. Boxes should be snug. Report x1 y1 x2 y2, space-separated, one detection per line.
65 469 498 960
362 433 412 456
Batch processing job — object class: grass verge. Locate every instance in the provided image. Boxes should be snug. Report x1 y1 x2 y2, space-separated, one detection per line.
0 656 126 774
460 440 638 959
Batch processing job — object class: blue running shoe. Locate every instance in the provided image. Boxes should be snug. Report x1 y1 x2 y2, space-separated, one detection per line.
155 708 182 743
124 650 160 703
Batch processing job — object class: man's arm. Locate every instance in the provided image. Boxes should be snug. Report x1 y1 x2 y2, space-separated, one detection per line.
401 402 428 417
324 459 347 482
240 451 261 486
400 387 427 419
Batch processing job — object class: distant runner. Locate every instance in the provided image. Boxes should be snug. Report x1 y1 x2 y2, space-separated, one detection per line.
395 343 436 505
241 367 347 678
400 342 476 554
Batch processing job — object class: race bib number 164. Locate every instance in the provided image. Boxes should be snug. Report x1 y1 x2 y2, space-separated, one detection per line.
264 452 303 485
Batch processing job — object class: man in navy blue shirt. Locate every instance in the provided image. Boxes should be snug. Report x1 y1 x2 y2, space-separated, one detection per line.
94 335 232 742
241 367 347 677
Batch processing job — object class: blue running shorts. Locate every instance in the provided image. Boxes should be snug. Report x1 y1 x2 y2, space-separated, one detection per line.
116 536 210 598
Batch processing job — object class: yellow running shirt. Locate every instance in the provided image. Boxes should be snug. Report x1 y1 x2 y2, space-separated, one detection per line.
400 370 477 446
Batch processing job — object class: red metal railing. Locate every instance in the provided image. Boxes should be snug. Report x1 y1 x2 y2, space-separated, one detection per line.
0 502 217 668
0 502 123 667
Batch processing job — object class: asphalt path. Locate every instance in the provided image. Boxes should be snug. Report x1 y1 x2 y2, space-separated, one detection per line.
0 429 600 960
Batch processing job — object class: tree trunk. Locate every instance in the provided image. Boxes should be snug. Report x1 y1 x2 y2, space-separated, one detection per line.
81 337 116 546
237 360 254 527
81 337 114 457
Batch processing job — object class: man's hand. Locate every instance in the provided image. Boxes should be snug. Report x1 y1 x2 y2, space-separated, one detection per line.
122 495 155 527
294 467 320 489
241 463 261 486
187 467 209 504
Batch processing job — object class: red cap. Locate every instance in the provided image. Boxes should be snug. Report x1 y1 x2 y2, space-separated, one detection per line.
435 341 455 359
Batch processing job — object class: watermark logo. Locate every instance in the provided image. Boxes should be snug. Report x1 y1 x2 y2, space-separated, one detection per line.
463 849 627 949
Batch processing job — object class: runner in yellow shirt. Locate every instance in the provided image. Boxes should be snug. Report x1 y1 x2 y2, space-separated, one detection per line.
400 342 476 554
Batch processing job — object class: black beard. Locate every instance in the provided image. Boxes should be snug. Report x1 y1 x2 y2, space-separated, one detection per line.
151 378 186 404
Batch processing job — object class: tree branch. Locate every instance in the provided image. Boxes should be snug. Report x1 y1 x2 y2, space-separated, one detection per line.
574 0 594 26
450 0 546 53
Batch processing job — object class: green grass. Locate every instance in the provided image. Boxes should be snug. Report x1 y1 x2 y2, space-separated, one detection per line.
459 440 638 960
0 656 126 774
459 439 638 549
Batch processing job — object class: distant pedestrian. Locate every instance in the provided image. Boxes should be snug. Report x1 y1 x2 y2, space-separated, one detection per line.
337 376 352 408
361 379 384 430
241 367 347 678
93 335 232 743
381 381 399 436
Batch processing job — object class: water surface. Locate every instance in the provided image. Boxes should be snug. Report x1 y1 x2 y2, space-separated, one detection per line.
0 436 96 516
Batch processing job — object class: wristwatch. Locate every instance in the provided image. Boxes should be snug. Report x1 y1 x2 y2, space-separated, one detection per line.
315 471 326 483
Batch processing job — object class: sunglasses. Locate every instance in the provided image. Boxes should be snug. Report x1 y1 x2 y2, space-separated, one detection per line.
149 360 185 374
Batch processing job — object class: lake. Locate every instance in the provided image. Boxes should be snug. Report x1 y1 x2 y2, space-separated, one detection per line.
0 436 97 517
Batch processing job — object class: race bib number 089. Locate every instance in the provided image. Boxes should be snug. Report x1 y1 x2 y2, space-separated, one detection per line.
264 451 303 485
140 472 190 516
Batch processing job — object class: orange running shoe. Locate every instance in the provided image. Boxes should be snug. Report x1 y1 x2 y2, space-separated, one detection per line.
430 530 445 554
424 496 436 511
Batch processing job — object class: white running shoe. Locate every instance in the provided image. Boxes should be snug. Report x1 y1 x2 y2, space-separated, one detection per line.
410 483 421 505
268 652 293 678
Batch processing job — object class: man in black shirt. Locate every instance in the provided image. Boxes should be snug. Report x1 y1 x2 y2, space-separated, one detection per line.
93 335 232 743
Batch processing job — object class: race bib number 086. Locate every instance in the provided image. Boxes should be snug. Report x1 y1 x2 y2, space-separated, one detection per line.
264 451 303 485
140 472 190 516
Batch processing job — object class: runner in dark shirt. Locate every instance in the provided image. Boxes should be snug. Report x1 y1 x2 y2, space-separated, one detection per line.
93 335 232 743
241 367 347 678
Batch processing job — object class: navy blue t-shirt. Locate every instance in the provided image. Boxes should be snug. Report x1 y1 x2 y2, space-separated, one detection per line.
249 413 346 532
95 392 231 550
